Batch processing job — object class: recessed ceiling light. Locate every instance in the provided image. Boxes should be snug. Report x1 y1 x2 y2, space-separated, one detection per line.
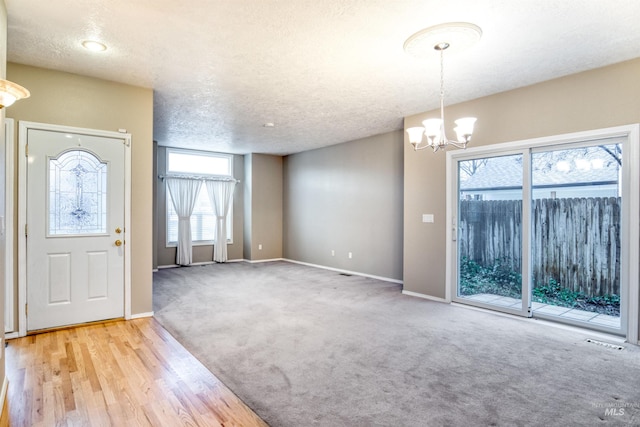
263 122 275 128
81 40 107 52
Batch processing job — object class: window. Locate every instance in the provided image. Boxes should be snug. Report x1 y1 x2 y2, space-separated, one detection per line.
49 150 108 235
166 149 233 245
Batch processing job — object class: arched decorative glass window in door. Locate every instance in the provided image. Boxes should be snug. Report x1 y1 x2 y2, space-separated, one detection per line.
48 149 108 235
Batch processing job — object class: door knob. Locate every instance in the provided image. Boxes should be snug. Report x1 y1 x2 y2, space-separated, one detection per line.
115 239 123 247
115 227 122 234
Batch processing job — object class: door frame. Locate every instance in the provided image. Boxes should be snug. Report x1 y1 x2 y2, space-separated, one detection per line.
4 118 14 333
446 124 639 344
17 121 132 337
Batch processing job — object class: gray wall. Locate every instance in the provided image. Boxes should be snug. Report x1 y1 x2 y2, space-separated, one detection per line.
283 131 403 280
244 153 283 260
152 141 158 269
155 146 245 266
403 58 640 300
243 154 253 260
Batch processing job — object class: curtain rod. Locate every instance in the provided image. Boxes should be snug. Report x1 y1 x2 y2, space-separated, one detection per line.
158 174 240 183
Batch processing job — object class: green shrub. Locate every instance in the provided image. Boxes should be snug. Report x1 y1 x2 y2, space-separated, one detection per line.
533 279 619 316
459 257 521 299
459 258 620 316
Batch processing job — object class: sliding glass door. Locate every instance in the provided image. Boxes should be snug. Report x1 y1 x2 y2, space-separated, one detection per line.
448 126 638 339
530 142 622 332
454 153 530 316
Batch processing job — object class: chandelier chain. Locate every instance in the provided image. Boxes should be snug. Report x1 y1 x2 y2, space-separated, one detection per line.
440 47 445 101
438 48 447 147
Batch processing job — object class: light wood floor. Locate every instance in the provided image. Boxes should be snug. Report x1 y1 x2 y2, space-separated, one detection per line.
5 318 268 427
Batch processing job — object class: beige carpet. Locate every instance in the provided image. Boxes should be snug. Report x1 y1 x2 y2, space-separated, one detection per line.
153 261 640 426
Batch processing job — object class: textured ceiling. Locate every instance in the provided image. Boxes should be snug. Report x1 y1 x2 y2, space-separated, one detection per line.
6 1 640 155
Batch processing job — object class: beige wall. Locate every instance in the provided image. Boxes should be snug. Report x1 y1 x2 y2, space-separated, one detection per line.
155 146 244 266
7 62 154 315
283 131 404 280
0 0 7 389
244 153 283 260
403 58 640 299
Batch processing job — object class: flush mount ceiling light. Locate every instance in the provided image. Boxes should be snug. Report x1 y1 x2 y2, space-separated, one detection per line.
0 79 30 108
404 22 481 152
81 40 107 52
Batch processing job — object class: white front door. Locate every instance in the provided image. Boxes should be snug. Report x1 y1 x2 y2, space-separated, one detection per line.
26 128 126 331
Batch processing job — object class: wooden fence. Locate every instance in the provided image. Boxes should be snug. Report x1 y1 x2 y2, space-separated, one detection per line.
458 197 621 296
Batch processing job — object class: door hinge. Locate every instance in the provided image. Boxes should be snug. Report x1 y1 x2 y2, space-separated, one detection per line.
25 303 28 317
25 144 28 157
25 224 28 237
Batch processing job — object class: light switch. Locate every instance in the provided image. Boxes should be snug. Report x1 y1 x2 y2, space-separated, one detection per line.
422 214 434 223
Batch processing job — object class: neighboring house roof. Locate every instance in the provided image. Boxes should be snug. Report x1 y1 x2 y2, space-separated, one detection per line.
460 146 620 191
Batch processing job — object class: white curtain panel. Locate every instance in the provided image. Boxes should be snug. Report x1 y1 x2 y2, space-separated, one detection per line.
166 177 202 266
205 180 236 262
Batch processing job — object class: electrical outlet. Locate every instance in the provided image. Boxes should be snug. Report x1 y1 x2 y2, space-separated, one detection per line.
258 244 262 250
331 250 335 256
348 252 352 259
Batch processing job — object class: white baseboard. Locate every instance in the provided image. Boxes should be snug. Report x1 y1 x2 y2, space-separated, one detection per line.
402 290 449 303
0 375 7 419
130 311 154 319
158 262 214 269
284 259 403 284
157 258 246 269
245 258 285 264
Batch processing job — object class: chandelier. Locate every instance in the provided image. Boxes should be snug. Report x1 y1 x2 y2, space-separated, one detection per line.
404 23 482 152
0 79 30 108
